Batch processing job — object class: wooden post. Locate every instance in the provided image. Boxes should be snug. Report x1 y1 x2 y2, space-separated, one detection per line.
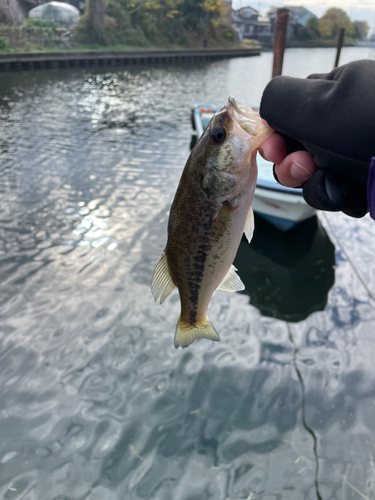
272 8 289 78
334 28 345 69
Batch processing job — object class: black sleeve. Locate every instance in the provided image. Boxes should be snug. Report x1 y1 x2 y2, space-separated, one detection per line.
259 60 375 217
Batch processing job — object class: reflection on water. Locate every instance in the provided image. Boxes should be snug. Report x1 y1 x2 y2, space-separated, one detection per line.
235 215 335 322
1 47 375 500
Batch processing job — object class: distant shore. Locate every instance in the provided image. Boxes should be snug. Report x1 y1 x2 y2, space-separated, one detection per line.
261 41 356 50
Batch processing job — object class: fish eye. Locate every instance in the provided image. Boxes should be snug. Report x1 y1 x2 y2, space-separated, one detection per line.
211 127 227 144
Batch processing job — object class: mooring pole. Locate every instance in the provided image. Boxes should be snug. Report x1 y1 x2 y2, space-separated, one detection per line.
334 28 345 69
272 8 289 78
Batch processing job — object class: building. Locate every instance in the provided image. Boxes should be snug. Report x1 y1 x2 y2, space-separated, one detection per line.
267 6 317 42
231 7 272 45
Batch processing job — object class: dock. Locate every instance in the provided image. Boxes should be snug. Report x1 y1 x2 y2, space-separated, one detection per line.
0 48 261 72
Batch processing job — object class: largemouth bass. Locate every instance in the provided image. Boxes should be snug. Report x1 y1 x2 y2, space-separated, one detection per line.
152 97 273 348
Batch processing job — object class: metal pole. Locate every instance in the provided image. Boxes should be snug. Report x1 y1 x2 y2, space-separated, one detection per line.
334 28 345 69
272 8 289 78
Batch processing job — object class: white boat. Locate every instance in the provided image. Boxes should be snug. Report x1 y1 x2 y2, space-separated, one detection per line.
191 103 316 231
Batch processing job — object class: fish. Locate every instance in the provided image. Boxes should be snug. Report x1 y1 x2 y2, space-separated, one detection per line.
151 96 273 349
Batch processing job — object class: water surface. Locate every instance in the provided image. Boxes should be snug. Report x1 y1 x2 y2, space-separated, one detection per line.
1 47 375 500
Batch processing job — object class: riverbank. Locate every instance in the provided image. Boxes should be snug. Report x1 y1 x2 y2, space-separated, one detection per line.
0 47 261 72
287 40 355 48
259 40 356 50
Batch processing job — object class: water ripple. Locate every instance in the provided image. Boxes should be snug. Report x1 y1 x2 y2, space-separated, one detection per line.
1 48 375 499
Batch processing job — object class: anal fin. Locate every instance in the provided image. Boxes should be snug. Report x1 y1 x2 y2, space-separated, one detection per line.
151 253 176 304
217 264 244 292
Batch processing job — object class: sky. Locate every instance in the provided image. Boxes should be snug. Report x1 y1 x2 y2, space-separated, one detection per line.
232 0 375 27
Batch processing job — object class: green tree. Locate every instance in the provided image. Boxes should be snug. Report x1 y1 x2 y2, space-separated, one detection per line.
88 0 106 34
294 15 320 41
318 18 332 39
318 8 354 40
293 24 309 41
353 20 370 40
305 15 319 40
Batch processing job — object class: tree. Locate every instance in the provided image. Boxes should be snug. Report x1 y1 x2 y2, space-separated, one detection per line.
87 0 106 34
318 8 354 40
305 15 319 40
0 0 23 24
78 0 234 47
353 20 370 40
318 18 333 39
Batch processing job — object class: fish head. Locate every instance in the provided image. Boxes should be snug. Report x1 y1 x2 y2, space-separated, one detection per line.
192 96 273 200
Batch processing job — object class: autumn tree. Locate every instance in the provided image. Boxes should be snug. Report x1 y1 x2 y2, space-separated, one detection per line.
78 0 234 47
180 0 223 31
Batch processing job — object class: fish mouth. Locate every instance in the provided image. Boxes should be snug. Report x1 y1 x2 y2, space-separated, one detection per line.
227 95 265 137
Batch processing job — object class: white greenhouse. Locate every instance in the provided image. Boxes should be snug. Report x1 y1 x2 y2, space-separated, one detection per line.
29 2 80 27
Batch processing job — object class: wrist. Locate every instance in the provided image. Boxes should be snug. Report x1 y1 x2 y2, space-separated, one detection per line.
368 157 375 220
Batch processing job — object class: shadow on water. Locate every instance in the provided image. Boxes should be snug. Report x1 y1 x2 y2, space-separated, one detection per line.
235 214 336 323
234 214 337 499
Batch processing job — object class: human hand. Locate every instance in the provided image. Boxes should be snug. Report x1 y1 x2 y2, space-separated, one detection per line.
258 132 317 188
258 59 375 218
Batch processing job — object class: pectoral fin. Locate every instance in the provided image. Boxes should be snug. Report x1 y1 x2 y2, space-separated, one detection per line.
244 205 255 243
217 264 244 292
212 200 237 240
151 253 176 304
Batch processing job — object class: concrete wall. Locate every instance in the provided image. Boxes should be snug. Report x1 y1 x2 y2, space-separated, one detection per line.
0 26 77 48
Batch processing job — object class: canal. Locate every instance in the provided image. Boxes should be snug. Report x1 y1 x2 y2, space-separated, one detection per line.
0 47 375 499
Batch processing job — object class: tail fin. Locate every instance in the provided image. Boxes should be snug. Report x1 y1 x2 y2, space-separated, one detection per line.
174 318 220 349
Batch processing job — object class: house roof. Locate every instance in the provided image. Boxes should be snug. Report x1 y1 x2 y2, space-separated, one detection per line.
232 6 260 24
268 5 316 26
234 6 259 17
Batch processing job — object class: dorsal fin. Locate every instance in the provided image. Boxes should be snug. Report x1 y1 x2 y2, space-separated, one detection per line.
217 265 244 292
244 205 255 243
151 253 176 304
